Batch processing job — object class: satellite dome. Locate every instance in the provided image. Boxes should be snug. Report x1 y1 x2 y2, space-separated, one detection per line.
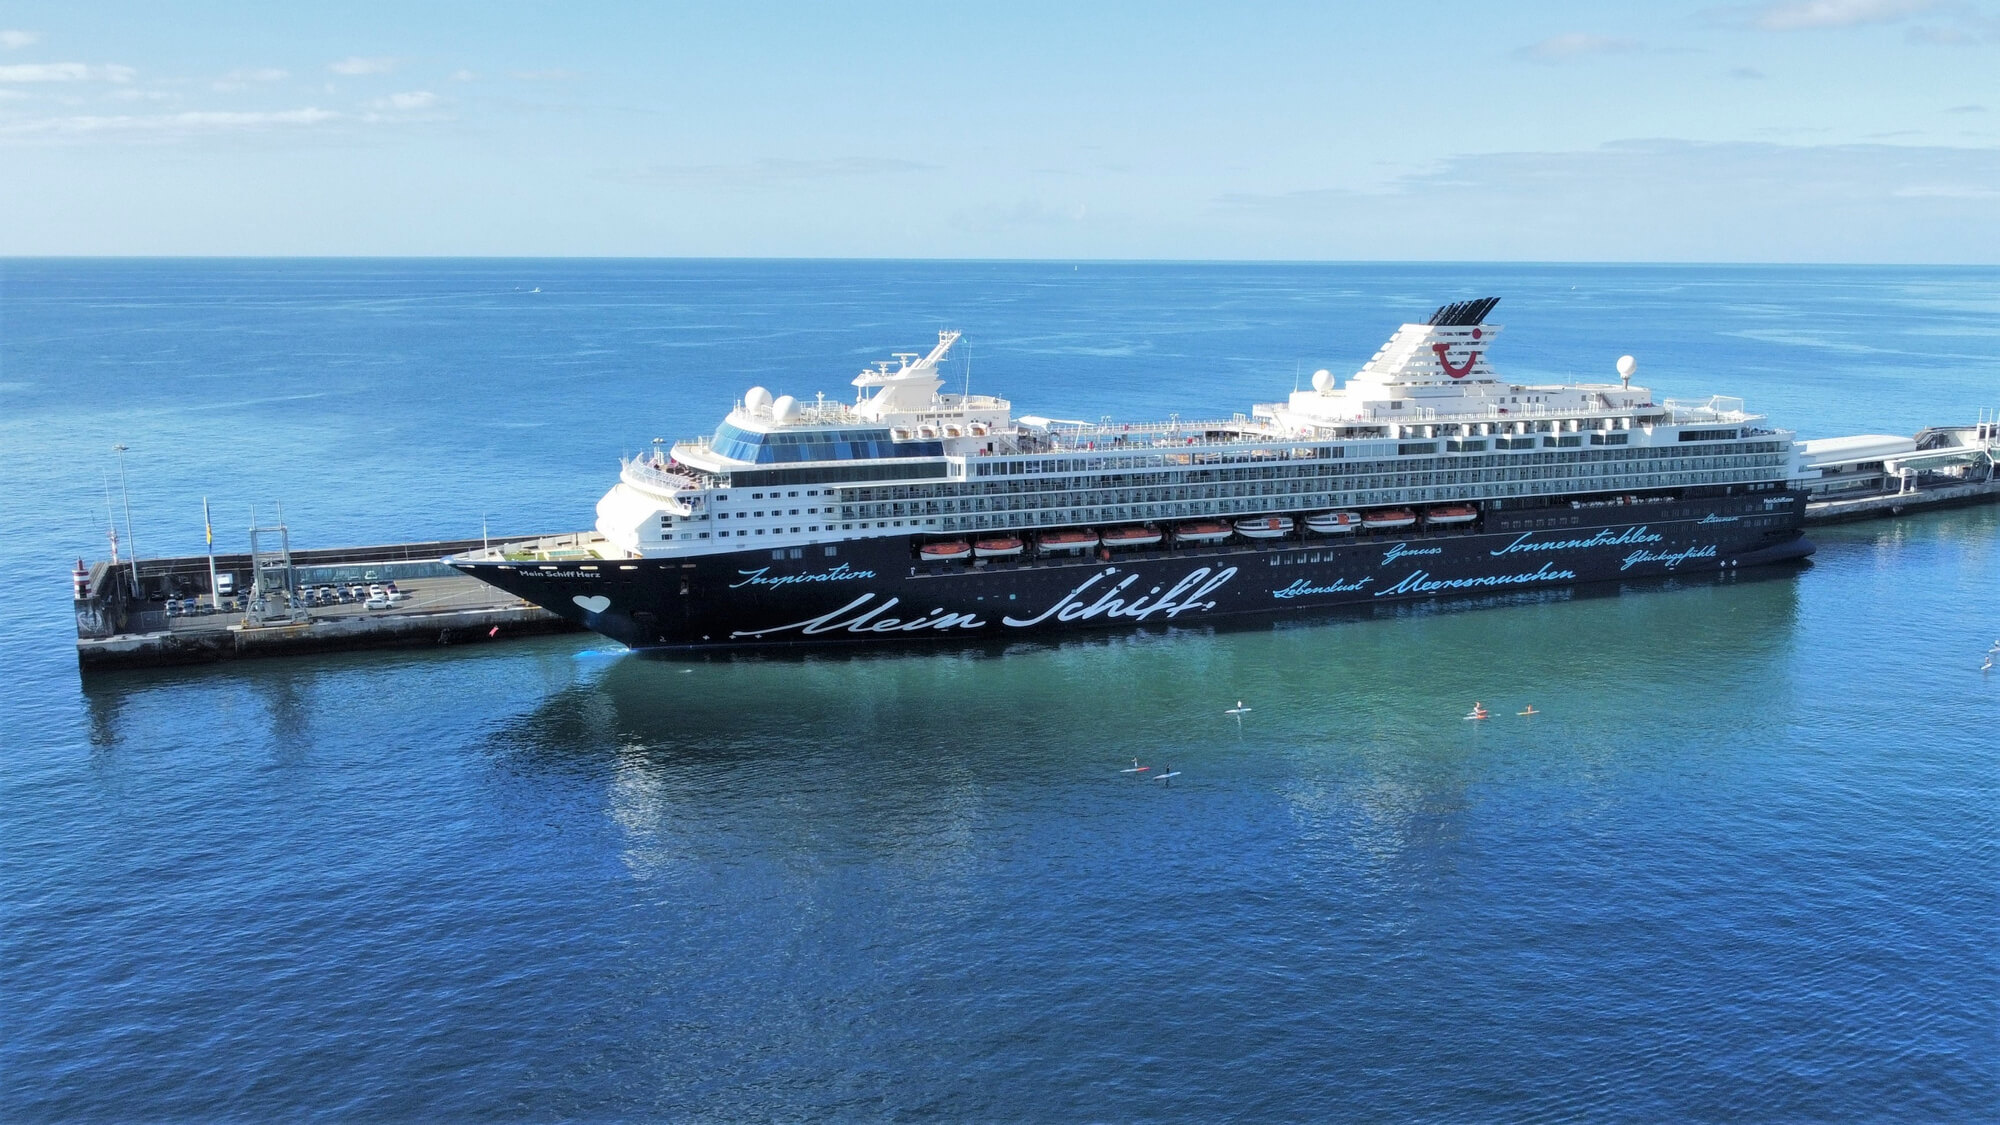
1616 355 1638 379
771 394 800 424
1311 369 1333 393
744 386 773 413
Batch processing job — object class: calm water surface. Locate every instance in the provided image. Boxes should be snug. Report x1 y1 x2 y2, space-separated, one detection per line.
2 261 1996 1120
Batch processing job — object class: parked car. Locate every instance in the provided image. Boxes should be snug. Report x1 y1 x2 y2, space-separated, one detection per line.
364 594 390 611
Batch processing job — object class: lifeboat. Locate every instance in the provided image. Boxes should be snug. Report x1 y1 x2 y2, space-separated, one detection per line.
1036 529 1099 553
1362 508 1417 531
1234 515 1294 540
969 422 989 436
1173 520 1233 544
1099 525 1163 549
1424 503 1479 526
919 540 971 562
973 535 1025 558
919 425 938 439
1306 511 1361 535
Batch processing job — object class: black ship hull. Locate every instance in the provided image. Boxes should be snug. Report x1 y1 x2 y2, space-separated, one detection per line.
452 491 1813 652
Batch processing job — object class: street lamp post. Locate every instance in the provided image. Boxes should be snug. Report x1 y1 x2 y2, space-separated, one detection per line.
113 444 140 597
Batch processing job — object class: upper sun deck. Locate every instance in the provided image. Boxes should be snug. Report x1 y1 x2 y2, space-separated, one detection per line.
634 298 1777 501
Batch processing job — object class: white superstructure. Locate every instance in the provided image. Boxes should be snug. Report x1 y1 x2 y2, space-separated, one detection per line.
585 301 1804 560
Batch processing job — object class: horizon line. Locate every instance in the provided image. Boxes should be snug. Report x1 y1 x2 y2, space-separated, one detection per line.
4 255 1996 268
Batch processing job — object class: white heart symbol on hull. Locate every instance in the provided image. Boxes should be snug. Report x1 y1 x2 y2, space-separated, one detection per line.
572 595 611 614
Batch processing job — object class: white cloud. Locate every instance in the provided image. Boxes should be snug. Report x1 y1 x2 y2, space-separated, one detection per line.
1944 103 1987 113
0 29 39 49
0 107 339 138
1892 184 2000 198
615 156 938 187
450 69 476 82
1730 65 1769 78
1211 140 2000 262
328 56 394 76
1751 0 1935 30
1514 33 1642 62
212 66 289 92
508 68 575 81
368 90 436 110
0 62 136 83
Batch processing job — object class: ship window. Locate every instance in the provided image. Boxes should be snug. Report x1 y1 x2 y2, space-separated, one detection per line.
789 548 804 559
699 533 709 539
824 546 838 557
789 509 798 515
791 527 800 533
789 491 798 497
772 550 785 560
752 493 763 499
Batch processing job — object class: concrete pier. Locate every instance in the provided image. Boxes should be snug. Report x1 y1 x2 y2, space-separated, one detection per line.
1804 477 2000 524
74 537 580 673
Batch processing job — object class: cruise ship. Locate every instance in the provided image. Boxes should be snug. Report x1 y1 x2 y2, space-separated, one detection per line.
450 299 1814 649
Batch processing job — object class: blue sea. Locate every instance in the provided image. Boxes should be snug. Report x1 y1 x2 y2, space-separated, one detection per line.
2 260 1996 1121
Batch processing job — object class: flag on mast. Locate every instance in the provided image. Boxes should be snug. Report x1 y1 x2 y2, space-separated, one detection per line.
204 497 213 547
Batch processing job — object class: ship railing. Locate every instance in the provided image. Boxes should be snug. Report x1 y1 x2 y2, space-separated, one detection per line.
620 459 710 509
1038 417 1277 451
492 531 609 563
1662 397 1754 424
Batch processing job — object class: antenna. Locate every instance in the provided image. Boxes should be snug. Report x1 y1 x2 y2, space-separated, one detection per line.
963 335 973 400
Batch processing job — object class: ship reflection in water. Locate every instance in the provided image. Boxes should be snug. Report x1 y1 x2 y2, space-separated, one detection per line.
479 567 1803 894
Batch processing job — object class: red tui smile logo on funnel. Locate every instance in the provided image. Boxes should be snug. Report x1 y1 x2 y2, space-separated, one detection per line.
1431 327 1482 378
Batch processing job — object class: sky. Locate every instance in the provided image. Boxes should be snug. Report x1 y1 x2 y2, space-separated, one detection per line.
0 1 1995 261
